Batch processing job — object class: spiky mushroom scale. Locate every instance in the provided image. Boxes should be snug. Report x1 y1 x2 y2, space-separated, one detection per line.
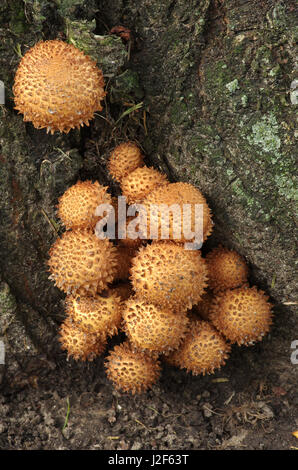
206 245 249 293
130 241 208 313
165 320 231 376
209 286 273 346
140 182 213 243
57 180 112 230
65 292 122 340
59 317 106 361
13 40 106 134
104 342 161 395
48 229 118 296
122 298 190 356
108 141 144 183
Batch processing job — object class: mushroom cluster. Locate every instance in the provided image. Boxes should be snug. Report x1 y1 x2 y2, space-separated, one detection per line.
47 141 273 395
13 39 273 393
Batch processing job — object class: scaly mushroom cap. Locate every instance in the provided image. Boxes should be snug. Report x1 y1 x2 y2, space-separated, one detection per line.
66 292 122 340
120 166 169 204
59 317 106 361
122 298 190 356
206 245 249 292
165 320 231 375
105 342 161 394
48 229 118 296
140 182 213 244
130 241 208 313
108 142 144 182
57 180 112 230
13 40 106 134
209 286 273 346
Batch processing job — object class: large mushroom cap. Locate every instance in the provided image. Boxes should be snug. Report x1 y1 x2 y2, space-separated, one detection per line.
48 229 118 296
130 241 208 313
57 180 112 230
165 320 231 375
141 182 213 244
59 317 106 362
66 292 122 340
122 298 190 356
13 39 105 134
105 342 161 394
210 286 273 346
206 245 249 292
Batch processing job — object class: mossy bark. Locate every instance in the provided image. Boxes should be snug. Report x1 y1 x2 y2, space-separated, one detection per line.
0 0 296 366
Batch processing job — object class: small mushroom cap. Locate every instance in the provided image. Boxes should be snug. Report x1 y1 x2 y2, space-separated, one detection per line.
209 286 273 346
105 341 161 394
66 292 122 340
57 180 112 230
120 166 169 204
130 241 208 313
13 40 105 134
59 317 106 361
108 142 144 183
122 298 190 356
140 182 213 244
48 229 118 296
165 320 231 375
206 245 249 292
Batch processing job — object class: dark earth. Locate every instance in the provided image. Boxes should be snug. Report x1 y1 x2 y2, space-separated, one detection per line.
0 0 297 450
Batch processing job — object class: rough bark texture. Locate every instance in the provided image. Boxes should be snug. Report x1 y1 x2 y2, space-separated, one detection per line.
0 0 297 450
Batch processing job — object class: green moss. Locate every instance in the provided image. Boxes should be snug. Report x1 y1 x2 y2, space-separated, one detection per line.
112 70 144 103
66 20 127 76
0 283 17 317
57 0 82 16
204 60 230 91
170 100 188 125
9 1 28 35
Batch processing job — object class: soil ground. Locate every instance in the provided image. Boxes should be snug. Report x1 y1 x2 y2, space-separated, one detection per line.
0 310 297 450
